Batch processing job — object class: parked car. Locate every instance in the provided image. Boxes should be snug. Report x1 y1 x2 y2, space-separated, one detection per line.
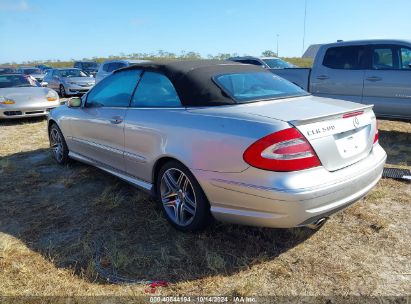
48 60 386 232
270 39 411 120
228 56 297 69
0 73 59 119
36 64 53 73
16 67 45 82
42 68 95 97
0 66 16 74
73 61 99 77
95 59 150 83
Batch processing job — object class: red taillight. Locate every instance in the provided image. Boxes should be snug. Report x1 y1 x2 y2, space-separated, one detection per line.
342 110 364 118
373 121 379 144
243 128 321 172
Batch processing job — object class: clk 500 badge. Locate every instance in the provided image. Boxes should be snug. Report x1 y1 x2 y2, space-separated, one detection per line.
307 125 335 136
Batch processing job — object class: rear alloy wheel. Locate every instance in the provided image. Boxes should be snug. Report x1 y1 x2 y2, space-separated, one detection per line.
157 161 211 231
49 124 69 165
59 85 66 97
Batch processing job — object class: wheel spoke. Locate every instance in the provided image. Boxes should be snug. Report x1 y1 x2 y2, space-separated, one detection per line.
176 173 185 188
162 191 178 201
182 177 189 192
184 194 196 209
163 198 177 208
176 201 184 224
163 171 178 192
182 202 195 215
50 130 57 143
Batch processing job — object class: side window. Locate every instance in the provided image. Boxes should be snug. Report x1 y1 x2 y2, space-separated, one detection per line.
102 63 111 72
74 62 79 69
131 72 181 107
400 47 411 69
372 47 395 69
106 63 117 73
86 69 141 108
323 46 366 70
107 62 126 73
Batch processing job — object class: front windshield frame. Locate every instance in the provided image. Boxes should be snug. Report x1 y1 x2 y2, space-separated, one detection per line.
213 71 309 104
0 74 40 88
59 69 89 78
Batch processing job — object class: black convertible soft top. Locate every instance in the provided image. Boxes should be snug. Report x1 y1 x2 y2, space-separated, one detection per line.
119 60 267 107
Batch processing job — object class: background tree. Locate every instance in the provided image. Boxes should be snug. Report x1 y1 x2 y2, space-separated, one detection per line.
261 50 277 57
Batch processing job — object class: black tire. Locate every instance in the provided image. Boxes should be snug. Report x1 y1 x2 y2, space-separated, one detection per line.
156 161 211 232
49 123 70 165
59 85 66 98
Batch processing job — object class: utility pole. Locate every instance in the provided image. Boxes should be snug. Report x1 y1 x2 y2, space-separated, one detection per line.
302 0 307 56
276 34 279 57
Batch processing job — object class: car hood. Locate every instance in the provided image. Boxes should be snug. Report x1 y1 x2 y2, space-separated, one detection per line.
0 87 52 103
63 77 95 84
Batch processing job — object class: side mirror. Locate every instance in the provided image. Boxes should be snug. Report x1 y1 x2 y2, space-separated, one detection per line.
408 63 411 68
67 97 81 108
41 82 48 87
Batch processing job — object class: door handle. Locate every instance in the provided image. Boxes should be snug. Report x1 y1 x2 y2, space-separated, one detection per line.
109 116 123 124
316 75 329 80
366 76 382 82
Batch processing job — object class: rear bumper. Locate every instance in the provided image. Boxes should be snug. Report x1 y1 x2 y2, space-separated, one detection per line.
193 144 387 228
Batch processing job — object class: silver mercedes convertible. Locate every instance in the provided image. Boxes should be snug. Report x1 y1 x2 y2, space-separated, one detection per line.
48 60 386 231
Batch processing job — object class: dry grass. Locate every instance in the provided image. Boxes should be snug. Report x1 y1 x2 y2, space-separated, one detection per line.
0 117 410 298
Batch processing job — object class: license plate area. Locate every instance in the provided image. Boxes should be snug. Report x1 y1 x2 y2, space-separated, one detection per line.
334 126 369 158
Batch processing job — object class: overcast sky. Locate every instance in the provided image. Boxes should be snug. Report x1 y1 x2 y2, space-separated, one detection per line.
1 0 410 63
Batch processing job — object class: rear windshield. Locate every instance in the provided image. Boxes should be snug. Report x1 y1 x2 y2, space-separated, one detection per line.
214 72 308 103
0 75 40 88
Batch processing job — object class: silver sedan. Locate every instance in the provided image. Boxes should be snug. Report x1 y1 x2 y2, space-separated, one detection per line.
48 60 386 231
0 74 60 119
43 68 95 97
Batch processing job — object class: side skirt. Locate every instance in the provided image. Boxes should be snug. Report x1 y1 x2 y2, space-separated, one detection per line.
68 151 154 195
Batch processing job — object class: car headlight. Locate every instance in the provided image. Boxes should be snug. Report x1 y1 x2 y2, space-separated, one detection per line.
46 90 59 102
0 96 15 105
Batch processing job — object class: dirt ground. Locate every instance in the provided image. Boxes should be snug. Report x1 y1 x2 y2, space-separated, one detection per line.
0 116 410 300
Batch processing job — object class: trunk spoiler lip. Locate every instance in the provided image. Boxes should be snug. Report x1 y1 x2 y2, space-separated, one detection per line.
288 105 374 126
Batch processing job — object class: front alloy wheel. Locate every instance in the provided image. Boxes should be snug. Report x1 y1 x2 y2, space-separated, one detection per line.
157 161 211 231
49 124 69 164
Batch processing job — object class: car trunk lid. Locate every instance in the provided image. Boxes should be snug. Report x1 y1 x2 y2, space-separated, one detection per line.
237 96 376 171
241 95 377 171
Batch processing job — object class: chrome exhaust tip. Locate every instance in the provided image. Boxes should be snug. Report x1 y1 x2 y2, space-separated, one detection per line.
306 217 328 230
